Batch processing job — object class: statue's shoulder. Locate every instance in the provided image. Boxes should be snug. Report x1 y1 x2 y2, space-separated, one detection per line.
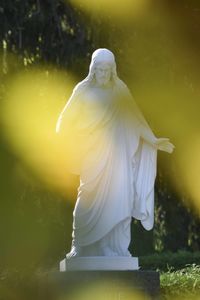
117 79 128 89
116 79 132 98
72 79 89 97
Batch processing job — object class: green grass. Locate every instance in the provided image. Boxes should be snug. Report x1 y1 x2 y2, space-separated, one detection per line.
140 252 200 299
160 264 200 299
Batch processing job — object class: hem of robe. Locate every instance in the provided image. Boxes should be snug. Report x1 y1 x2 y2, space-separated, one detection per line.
73 216 132 247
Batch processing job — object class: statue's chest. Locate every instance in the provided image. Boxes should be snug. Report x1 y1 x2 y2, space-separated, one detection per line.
83 88 114 111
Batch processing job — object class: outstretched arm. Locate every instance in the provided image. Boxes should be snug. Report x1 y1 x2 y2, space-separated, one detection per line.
154 138 175 153
118 81 175 154
140 127 175 153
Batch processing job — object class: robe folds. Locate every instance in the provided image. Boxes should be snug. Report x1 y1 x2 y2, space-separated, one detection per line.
57 83 157 255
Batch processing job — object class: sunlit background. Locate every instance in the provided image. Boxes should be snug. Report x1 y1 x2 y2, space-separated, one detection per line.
0 0 200 299
69 0 151 20
1 66 78 195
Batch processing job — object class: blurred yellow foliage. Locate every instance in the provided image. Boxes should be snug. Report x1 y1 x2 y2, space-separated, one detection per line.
59 279 148 300
1 67 79 197
69 0 150 20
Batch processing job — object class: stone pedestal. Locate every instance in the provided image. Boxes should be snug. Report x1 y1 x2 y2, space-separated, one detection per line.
40 269 160 300
60 256 139 271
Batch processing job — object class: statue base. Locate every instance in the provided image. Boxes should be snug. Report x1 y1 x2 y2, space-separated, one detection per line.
40 269 160 299
59 256 139 271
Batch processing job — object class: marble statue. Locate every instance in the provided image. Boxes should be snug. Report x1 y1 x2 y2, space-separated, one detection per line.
56 48 174 270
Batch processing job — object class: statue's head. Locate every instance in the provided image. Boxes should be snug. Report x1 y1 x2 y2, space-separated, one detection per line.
88 48 117 87
73 48 122 95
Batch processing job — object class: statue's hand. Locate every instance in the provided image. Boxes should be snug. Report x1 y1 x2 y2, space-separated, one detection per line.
154 138 175 153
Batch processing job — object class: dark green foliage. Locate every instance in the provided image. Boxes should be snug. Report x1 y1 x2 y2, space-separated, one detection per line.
140 251 200 272
129 219 154 256
154 165 200 254
0 0 92 69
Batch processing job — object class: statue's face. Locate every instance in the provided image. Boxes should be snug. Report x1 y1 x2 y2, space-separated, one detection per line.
94 62 112 87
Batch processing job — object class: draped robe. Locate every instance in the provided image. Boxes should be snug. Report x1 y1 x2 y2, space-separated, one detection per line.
57 83 157 256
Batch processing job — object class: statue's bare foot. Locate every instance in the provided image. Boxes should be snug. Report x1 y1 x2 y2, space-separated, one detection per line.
66 246 81 259
125 250 132 257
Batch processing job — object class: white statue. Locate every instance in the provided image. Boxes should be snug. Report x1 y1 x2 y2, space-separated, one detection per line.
56 49 174 269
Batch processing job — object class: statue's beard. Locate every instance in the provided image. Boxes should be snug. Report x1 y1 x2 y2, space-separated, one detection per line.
96 77 110 87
